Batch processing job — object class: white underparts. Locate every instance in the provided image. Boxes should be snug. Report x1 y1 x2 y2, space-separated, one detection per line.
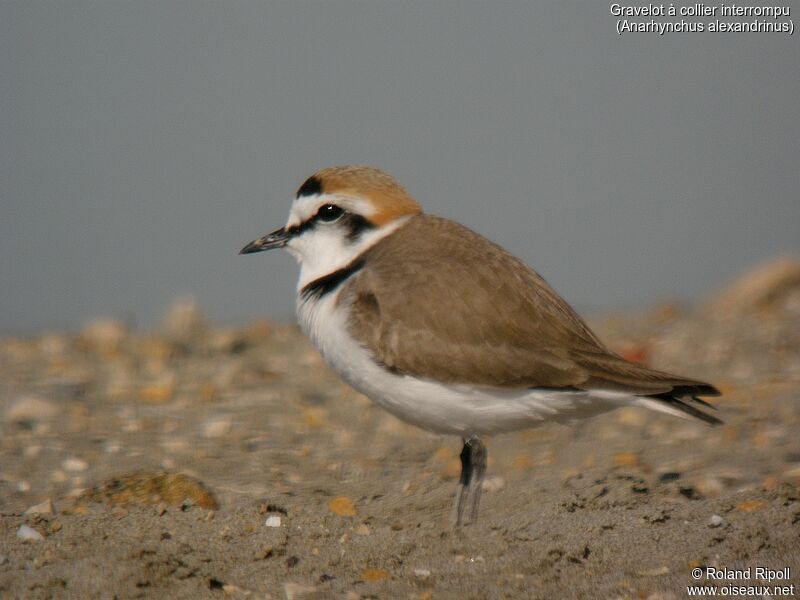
297 287 645 436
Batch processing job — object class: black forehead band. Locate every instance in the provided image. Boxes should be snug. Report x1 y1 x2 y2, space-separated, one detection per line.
296 176 323 198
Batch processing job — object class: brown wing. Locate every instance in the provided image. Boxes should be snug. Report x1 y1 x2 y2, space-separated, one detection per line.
343 214 718 398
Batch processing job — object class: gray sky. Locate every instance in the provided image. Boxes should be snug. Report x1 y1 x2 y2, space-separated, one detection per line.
2 2 798 333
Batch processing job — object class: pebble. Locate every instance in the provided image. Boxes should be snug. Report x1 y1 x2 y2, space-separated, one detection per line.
139 383 174 404
707 257 800 314
708 514 724 528
413 568 431 579
637 566 670 577
481 476 505 492
82 472 219 510
80 318 128 350
161 439 190 453
25 499 55 515
646 593 679 600
329 496 357 516
782 464 800 483
163 298 208 341
284 582 317 600
17 524 44 542
5 396 57 423
62 457 89 472
203 417 232 438
24 445 42 458
222 583 244 596
613 452 639 468
265 515 282 527
695 477 724 497
737 499 768 513
360 569 390 582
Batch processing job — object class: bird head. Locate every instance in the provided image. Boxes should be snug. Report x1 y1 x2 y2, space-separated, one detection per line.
240 166 422 288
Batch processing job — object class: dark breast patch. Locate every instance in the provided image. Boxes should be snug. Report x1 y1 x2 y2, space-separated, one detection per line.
301 259 365 301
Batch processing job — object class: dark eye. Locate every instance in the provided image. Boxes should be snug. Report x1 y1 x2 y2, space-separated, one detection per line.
316 204 344 222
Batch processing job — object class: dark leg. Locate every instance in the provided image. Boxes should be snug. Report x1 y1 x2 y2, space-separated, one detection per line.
454 437 487 526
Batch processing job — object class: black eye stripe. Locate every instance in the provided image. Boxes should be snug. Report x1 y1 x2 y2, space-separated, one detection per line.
287 205 374 242
344 213 374 241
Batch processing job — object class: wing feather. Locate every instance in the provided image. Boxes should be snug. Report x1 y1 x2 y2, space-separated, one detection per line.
342 215 718 400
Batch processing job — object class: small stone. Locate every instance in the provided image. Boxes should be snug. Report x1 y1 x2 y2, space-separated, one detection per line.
353 523 370 536
265 515 282 527
163 297 208 341
5 396 57 423
360 569 390 582
17 480 31 492
708 514 723 528
762 475 779 490
646 593 678 600
329 496 357 517
24 445 42 458
222 583 243 596
50 470 68 483
25 499 55 515
284 582 318 600
737 499 768 513
637 566 670 577
512 455 536 470
160 439 189 453
707 257 800 314
413 568 431 579
83 472 219 509
695 477 724 497
203 417 231 438
782 464 800 484
139 384 174 404
481 476 505 493
80 318 128 351
17 524 44 542
613 452 639 468
62 457 89 472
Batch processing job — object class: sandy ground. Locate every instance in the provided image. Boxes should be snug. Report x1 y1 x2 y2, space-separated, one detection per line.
2 260 800 599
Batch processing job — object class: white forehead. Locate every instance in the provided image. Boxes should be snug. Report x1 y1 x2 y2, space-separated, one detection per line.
286 193 376 228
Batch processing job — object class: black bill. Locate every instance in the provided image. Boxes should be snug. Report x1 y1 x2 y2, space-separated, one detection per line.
239 227 290 254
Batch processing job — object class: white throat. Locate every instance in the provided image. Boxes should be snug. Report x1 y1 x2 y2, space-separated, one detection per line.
283 194 411 291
